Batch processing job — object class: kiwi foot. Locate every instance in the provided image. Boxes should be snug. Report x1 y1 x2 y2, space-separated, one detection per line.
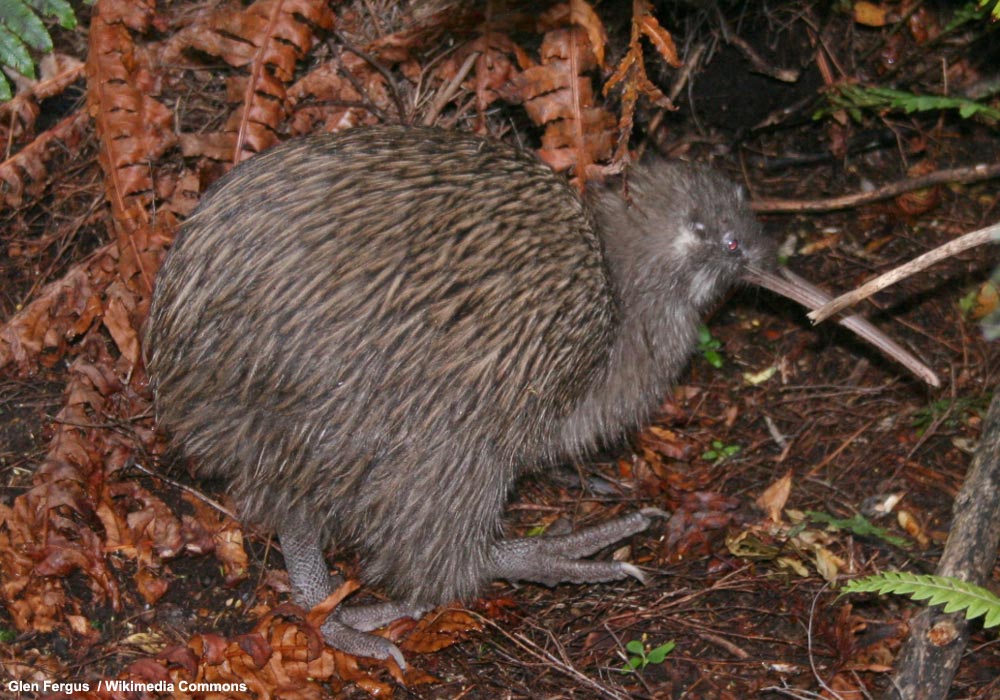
278 520 426 668
319 600 429 668
490 508 666 587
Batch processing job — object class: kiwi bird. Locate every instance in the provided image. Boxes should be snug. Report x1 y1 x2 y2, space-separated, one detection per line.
145 125 936 666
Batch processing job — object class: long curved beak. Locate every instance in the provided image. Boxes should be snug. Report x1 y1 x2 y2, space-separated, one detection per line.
742 265 941 388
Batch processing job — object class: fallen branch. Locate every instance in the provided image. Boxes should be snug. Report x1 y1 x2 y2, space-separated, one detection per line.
752 162 1000 214
807 224 1000 324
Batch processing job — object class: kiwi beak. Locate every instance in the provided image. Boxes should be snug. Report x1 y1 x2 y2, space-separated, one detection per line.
742 265 941 388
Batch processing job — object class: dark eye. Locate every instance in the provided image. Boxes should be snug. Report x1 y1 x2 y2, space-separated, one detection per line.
723 232 740 252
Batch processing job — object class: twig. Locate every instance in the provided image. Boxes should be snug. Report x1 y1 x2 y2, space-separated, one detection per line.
752 162 1000 213
668 41 707 104
744 266 942 387
696 631 750 659
763 415 789 451
726 33 800 83
806 418 878 477
422 51 479 127
474 612 633 700
716 8 799 82
127 459 238 519
333 29 407 123
761 683 835 699
808 223 1000 323
806 584 846 700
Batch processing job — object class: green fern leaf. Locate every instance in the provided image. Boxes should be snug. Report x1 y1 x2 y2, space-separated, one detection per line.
28 0 76 30
0 21 33 78
817 84 1000 123
0 0 83 101
843 572 1000 628
0 0 53 52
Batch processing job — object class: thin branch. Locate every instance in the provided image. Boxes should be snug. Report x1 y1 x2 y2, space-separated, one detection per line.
333 29 408 123
474 613 634 700
422 51 479 127
127 459 238 519
808 224 1000 324
752 163 1000 213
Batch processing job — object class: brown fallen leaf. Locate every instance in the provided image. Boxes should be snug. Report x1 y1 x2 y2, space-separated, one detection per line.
756 470 793 523
401 607 482 654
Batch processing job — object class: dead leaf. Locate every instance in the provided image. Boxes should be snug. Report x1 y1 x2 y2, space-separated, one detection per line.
103 285 140 366
967 280 999 321
756 471 793 523
897 509 930 549
0 112 91 209
638 11 680 67
570 0 607 68
401 608 482 654
165 0 335 162
853 2 889 27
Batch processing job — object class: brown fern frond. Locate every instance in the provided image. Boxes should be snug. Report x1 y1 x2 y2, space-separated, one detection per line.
0 111 89 210
603 0 680 160
166 0 335 162
500 20 615 180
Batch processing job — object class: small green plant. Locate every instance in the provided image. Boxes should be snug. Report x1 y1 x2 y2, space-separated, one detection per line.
843 572 1000 628
697 324 724 369
621 637 675 673
524 523 548 537
960 277 1000 339
805 510 910 549
0 0 82 100
911 395 992 434
947 0 1000 30
702 439 740 464
0 625 15 643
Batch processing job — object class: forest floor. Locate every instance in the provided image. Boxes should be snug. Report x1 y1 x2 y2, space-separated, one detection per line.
0 1 998 699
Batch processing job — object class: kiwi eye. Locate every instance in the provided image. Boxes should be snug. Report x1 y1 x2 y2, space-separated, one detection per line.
724 232 740 252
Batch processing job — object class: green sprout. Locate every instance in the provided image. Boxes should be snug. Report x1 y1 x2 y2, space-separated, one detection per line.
697 324 724 368
702 440 740 464
621 637 675 673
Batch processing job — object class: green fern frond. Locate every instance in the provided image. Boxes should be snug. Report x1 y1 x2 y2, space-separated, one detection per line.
843 572 1000 628
0 0 79 100
818 84 1000 123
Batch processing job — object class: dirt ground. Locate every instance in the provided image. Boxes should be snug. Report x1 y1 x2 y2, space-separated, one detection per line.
1 1 998 699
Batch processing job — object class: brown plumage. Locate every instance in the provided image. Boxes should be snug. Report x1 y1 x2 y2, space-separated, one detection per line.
145 125 774 664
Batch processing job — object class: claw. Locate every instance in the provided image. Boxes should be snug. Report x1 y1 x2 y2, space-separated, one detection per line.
620 562 648 585
639 507 671 520
386 642 407 671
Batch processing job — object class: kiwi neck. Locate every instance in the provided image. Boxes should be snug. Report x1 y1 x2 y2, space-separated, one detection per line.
555 209 704 460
